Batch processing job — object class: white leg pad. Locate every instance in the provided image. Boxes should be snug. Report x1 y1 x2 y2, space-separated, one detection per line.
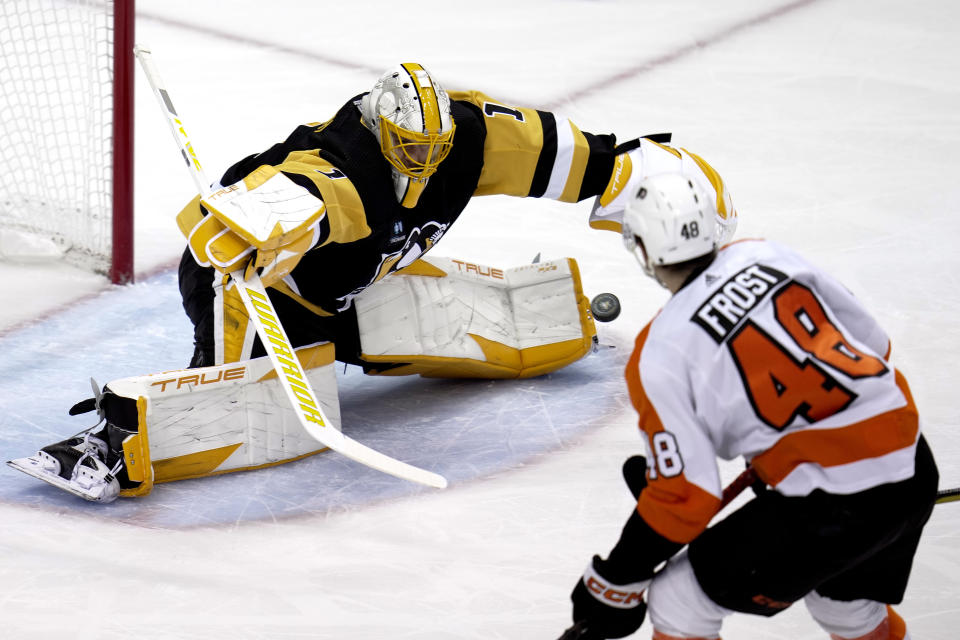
354 256 596 379
105 342 339 497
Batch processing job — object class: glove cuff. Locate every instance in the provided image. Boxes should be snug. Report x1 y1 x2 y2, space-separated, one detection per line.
581 557 650 610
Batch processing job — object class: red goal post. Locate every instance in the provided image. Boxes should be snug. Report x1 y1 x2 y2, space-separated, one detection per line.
0 0 135 284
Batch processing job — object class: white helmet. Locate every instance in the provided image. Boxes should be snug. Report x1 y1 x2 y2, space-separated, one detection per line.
622 173 718 278
361 63 455 181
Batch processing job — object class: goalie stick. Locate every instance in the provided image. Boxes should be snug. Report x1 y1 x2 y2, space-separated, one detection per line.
133 45 447 490
557 467 959 640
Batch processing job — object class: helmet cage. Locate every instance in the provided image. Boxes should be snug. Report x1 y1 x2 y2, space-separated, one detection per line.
379 116 455 179
363 63 456 180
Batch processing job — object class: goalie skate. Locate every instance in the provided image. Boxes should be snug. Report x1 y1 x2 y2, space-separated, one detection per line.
8 433 121 503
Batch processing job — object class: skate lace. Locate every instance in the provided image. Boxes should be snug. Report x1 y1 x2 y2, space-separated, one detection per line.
67 379 125 481
85 420 124 477
70 449 97 481
70 440 123 481
67 418 117 482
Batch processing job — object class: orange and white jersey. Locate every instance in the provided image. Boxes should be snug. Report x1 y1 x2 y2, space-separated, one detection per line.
628 239 920 544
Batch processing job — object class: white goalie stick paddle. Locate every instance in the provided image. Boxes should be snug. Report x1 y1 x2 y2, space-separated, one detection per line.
133 45 447 489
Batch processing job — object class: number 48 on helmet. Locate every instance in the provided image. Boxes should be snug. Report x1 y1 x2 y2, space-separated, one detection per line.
621 173 719 281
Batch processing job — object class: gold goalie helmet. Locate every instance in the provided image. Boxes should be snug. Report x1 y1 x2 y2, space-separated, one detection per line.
361 63 456 207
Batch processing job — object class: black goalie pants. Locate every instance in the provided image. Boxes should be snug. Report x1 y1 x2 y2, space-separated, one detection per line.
178 247 365 368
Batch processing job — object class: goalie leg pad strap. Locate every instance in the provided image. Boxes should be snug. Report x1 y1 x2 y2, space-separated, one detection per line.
354 256 596 379
118 398 153 497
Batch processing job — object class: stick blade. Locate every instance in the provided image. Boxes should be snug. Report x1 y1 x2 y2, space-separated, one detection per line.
336 437 448 489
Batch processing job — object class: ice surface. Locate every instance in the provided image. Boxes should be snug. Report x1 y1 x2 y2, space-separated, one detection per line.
0 0 958 637
0 273 624 527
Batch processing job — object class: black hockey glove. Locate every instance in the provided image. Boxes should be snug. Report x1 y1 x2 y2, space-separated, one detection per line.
569 555 649 639
621 455 648 499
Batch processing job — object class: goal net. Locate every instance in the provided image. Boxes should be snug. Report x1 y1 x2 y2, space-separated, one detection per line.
0 0 134 283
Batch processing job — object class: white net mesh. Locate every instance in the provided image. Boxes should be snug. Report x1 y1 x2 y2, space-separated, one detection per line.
0 0 115 274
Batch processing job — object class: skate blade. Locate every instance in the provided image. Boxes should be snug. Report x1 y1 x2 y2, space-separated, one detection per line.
7 456 118 503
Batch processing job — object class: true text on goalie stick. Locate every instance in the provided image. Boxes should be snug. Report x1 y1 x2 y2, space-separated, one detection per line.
133 44 447 489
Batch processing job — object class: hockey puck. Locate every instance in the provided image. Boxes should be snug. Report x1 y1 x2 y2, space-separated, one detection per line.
590 292 621 322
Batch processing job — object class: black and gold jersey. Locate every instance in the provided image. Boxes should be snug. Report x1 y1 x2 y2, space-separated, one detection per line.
193 91 618 314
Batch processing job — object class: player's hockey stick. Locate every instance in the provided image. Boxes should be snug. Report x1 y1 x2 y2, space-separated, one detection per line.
133 45 447 489
935 486 960 504
720 467 960 507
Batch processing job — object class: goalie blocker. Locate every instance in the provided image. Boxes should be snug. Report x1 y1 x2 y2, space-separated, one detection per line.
9 254 596 501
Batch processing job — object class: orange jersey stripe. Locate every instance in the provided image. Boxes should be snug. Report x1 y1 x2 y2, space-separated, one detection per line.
751 370 918 487
636 475 723 544
627 324 722 544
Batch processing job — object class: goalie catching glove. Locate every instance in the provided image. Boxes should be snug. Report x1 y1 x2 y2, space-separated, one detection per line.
589 136 738 248
178 165 325 287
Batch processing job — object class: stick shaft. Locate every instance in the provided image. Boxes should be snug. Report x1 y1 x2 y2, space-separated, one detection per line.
721 468 959 506
133 45 212 196
937 487 960 504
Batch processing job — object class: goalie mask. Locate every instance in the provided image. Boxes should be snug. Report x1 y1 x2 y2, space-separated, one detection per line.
622 173 718 280
361 63 456 208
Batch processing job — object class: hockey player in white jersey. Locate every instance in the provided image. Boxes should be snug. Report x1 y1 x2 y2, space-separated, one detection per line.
564 173 938 639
